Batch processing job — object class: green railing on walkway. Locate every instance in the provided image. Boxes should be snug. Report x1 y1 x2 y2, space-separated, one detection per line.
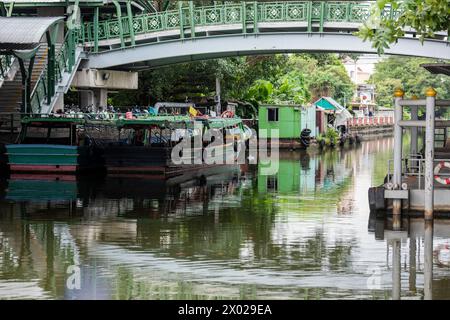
80 1 400 52
30 29 78 113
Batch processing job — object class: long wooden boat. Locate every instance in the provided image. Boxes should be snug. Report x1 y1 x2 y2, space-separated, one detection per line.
97 115 248 176
5 116 103 173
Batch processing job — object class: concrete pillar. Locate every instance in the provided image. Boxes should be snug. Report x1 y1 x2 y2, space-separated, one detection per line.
79 90 95 110
424 87 436 221
95 88 108 110
79 89 107 111
423 219 433 300
393 88 404 230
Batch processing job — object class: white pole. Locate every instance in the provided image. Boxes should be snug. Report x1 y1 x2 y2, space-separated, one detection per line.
215 76 221 115
393 88 404 230
410 103 418 156
424 87 436 221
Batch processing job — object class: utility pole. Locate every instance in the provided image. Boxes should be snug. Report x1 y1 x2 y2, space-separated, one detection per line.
215 76 221 115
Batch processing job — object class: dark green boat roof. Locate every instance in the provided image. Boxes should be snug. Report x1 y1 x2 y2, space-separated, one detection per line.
197 117 242 129
21 116 85 124
114 115 192 128
20 114 243 129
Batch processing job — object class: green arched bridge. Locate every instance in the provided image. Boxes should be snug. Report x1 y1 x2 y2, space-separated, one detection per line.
0 1 449 114
78 1 449 70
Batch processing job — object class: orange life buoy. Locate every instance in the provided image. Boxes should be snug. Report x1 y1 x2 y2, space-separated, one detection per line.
434 161 450 185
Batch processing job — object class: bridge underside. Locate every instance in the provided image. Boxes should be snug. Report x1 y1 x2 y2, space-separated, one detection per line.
83 32 450 71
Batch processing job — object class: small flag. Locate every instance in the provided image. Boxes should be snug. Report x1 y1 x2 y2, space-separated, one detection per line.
189 106 198 117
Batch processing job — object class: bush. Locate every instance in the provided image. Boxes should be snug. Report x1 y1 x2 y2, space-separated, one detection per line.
325 128 339 146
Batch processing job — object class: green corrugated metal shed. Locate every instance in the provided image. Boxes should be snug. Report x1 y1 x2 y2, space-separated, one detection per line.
258 104 316 138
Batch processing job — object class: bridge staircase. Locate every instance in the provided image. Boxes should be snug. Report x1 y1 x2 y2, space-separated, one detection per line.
0 46 48 113
0 30 82 135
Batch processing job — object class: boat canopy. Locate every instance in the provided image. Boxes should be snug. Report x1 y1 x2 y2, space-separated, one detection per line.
114 116 193 129
196 118 243 129
20 114 244 130
21 116 85 125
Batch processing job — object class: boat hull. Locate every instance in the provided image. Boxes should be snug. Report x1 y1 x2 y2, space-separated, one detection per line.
103 144 239 177
5 144 102 174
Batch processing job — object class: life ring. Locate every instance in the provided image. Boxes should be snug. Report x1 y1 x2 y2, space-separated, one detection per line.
221 110 234 118
434 161 450 185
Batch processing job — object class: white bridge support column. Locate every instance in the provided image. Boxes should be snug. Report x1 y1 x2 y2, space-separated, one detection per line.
95 88 108 110
424 88 437 221
79 90 95 110
393 88 404 231
79 88 107 111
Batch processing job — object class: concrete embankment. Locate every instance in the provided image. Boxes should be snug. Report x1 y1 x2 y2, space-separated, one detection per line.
350 124 393 140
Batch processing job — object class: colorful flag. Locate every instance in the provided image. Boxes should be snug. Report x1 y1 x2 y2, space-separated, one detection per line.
189 106 198 117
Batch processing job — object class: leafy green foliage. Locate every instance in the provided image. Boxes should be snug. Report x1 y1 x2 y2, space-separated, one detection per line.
109 53 353 117
246 80 274 103
288 54 354 107
357 0 450 54
245 71 311 105
369 56 450 107
316 128 340 147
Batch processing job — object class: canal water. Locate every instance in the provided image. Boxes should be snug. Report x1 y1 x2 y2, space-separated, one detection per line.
0 137 449 300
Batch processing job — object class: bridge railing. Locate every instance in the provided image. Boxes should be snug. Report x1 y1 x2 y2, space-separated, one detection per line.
30 29 78 114
79 1 401 52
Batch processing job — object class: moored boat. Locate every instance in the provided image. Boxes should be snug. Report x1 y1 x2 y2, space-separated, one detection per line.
5 116 103 173
98 114 248 177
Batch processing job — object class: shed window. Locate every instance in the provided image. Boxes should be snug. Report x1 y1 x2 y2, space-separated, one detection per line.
268 108 279 122
267 176 278 192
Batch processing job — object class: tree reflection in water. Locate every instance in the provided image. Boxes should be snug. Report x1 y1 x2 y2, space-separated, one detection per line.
0 137 447 299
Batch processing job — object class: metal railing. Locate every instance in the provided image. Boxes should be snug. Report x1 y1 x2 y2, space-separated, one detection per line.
0 112 22 134
386 155 450 189
30 29 78 114
79 1 402 52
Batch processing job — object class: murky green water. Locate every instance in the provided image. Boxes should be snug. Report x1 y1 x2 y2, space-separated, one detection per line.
0 137 449 300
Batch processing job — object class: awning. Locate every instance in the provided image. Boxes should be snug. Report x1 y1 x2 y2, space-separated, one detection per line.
0 16 64 52
421 63 450 76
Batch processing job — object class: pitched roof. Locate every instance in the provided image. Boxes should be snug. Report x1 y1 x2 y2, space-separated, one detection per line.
313 97 345 111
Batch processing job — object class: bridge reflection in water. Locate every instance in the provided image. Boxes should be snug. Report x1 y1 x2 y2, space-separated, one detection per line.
0 137 448 300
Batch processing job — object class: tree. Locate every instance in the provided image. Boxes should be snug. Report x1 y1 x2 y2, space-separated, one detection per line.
109 53 353 116
369 56 450 108
357 0 450 54
288 54 354 106
109 55 291 107
245 71 310 105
